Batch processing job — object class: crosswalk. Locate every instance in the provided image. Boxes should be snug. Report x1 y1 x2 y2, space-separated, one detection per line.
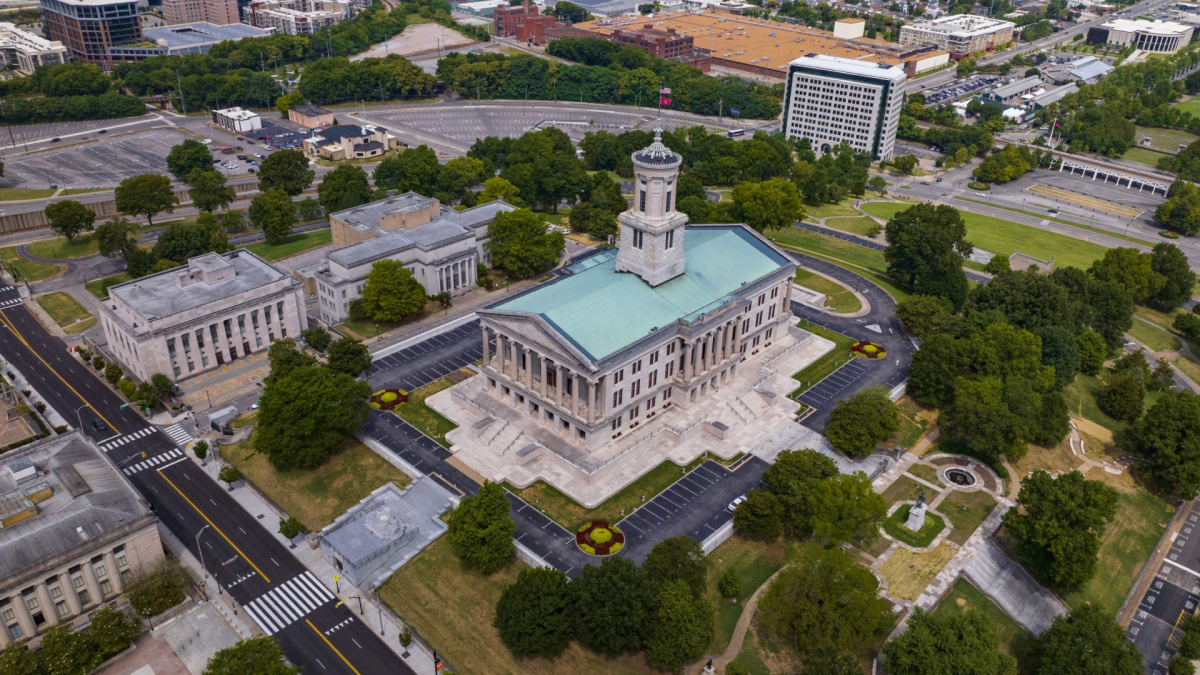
243 572 335 636
0 297 22 310
122 447 184 476
100 427 155 451
161 423 195 448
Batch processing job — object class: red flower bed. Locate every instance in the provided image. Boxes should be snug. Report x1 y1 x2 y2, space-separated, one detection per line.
851 341 887 360
575 520 625 556
370 388 409 410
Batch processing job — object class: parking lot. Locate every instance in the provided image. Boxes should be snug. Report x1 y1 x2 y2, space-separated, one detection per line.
925 74 1001 105
366 319 484 391
6 127 199 188
1130 503 1200 675
1 114 161 147
237 117 310 151
797 357 878 411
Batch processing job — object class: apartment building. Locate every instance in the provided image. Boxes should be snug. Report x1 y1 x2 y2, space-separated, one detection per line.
0 22 68 74
898 14 1016 58
249 0 349 34
163 0 239 26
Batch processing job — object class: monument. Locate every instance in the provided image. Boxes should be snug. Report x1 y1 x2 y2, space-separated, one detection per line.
904 491 927 531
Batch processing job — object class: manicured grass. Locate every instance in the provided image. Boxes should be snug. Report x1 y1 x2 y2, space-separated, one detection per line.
1122 145 1173 168
933 578 1036 674
36 292 95 334
1173 355 1200 388
789 319 855 397
0 246 60 282
892 396 932 449
379 537 659 675
704 536 787 653
881 475 936 506
883 504 946 548
85 272 131 299
339 319 397 339
1173 97 1200 118
1128 318 1181 352
793 268 862 314
1136 126 1196 154
1135 305 1184 333
1062 488 1173 613
242 229 332 261
390 377 459 448
0 187 56 201
1063 373 1165 438
822 215 881 237
878 543 955 601
938 489 998 546
404 12 435 23
771 227 889 276
907 463 942 486
507 453 741 530
228 410 257 429
223 437 412 531
954 198 1153 248
59 188 107 196
860 202 1110 271
29 233 101 260
805 198 860 220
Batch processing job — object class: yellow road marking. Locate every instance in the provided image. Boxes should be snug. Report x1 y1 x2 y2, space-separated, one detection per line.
157 469 271 583
0 308 120 433
307 619 364 675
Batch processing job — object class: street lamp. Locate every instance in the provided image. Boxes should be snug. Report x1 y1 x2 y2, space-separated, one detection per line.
196 524 211 597
74 404 92 431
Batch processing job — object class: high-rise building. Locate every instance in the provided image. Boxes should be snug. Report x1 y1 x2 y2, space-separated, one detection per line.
898 14 1015 59
248 0 349 34
39 0 142 68
781 53 906 161
0 22 68 74
162 0 239 26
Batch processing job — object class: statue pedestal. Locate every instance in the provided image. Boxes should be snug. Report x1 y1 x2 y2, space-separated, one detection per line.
904 502 927 532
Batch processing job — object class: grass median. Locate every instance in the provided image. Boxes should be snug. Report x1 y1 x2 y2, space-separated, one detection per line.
242 229 332 261
0 247 60 282
390 377 459 448
85 272 131 299
794 268 861 314
789 319 855 398
35 292 94 334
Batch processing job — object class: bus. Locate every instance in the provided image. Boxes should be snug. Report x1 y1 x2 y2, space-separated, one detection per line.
727 128 745 138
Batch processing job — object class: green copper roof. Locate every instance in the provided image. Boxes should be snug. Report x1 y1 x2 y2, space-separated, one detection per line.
493 226 790 362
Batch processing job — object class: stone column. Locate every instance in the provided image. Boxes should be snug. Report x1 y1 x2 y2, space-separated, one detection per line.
571 371 580 417
481 325 490 370
82 560 103 605
57 574 81 617
104 553 123 593
34 585 56 627
557 365 566 407
706 331 717 370
8 594 35 642
587 380 597 424
539 356 548 397
722 322 732 361
598 376 607 419
498 334 508 376
683 341 693 381
694 337 703 374
514 342 524 385
524 346 534 389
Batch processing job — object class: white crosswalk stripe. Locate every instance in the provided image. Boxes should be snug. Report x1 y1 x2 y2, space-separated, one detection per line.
243 573 335 636
0 298 22 309
161 424 194 448
100 427 155 451
122 448 183 476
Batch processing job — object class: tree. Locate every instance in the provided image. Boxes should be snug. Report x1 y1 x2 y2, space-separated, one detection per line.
45 199 96 242
203 637 302 675
757 542 893 660
984 253 1010 275
319 163 372 213
942 376 1023 462
1176 311 1200 343
732 489 784 541
126 557 193 617
437 156 486 202
279 516 303 540
275 91 304 114
187 169 235 213
568 202 617 239
825 387 900 456
254 366 371 470
1120 389 1200 498
1036 326 1080 389
884 203 972 308
264 338 316 389
218 465 239 490
249 189 298 245
885 608 1016 675
868 176 887 193
1089 247 1163 305
574 556 651 655
296 197 323 221
718 570 739 598
1002 470 1118 591
193 440 208 460
494 567 575 659
104 362 123 384
258 149 314 196
115 174 178 227
302 327 332 352
642 536 709 599
374 145 441 194
895 295 957 338
479 176 523 205
1076 328 1108 376
447 481 515 573
487 208 566 279
1155 181 1200 235
1032 605 1143 675
167 139 214 181
360 259 427 322
96 217 137 258
646 579 713 673
1150 243 1196 311
762 448 839 536
326 336 370 377
892 155 918 174
807 472 888 546
1098 370 1144 423
731 178 805 232
151 372 174 396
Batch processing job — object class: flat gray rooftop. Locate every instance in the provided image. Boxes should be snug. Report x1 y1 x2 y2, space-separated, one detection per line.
110 250 287 321
144 21 269 46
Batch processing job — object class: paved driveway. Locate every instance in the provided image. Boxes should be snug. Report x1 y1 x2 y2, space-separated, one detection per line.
367 320 484 391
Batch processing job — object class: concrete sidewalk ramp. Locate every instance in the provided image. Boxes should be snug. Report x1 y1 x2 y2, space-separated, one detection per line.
962 539 1068 635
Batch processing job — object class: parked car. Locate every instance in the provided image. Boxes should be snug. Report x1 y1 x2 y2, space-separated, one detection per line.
91 418 107 431
727 494 747 513
97 129 107 134
50 138 60 143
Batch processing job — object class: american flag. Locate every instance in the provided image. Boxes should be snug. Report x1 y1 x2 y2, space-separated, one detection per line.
660 86 671 94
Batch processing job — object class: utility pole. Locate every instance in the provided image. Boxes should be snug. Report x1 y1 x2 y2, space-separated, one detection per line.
176 70 187 114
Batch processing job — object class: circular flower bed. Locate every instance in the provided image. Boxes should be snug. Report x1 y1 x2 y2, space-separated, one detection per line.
851 341 887 360
1160 230 1180 240
576 520 624 556
968 182 990 191
369 388 409 410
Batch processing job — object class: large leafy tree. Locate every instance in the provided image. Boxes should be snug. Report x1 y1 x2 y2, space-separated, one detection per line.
1089 247 1164 305
479 176 523 206
258 149 315 196
1035 326 1080 390
1002 470 1118 591
45 199 96 242
318 163 372 213
730 177 805 233
150 218 229 264
95 217 138 258
115 174 178 227
374 145 441 195
807 472 887 546
1097 370 1144 423
645 579 713 673
494 567 575 659
1120 389 1200 498
884 203 972 308
486 208 565 279
187 169 236 213
909 333 966 407
360 259 427 322
203 637 302 675
249 189 298 245
883 607 1017 675
642 536 709 599
1076 328 1108 375
825 387 900 457
254 366 370 469
942 376 1024 462
761 448 839 536
436 156 486 203
167 139 214 181
574 556 652 655
732 489 784 541
447 482 515 573
895 295 958 338
757 542 893 660
1032 605 1143 675
325 336 371 377
1155 181 1200 235
1150 242 1196 311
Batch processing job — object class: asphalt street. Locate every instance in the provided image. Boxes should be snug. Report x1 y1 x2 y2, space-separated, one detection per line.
796 221 991 284
1131 503 1200 675
0 285 413 675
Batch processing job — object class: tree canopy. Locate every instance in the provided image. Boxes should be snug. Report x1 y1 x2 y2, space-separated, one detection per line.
167 139 214 181
45 199 96 242
884 203 972 308
253 365 370 469
318 163 372 213
115 174 178 228
883 607 1017 675
258 149 315 196
1120 389 1200 499
446 481 515 573
360 259 428 322
494 567 575 659
203 637 302 675
1032 605 1143 675
486 208 565 279
825 387 900 456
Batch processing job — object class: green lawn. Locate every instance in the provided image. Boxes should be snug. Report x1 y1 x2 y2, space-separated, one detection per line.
85 272 131 299
1135 126 1197 153
892 396 932 449
704 536 787 653
805 199 860 220
1063 372 1166 437
883 504 946 548
390 377 459 447
907 463 942 486
789 319 856 397
954 198 1154 248
771 227 889 276
1173 97 1200 119
1128 318 1181 352
0 187 56 201
1122 145 1172 168
937 489 997 546
242 229 332 261
882 475 938 506
59 188 107 196
822 216 881 237
29 232 102 259
405 12 435 23
0 247 60 282
36 292 95 334
861 202 1110 271
933 578 1036 674
794 268 862 314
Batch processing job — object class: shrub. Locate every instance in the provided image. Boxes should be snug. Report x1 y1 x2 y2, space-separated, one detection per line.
104 363 123 384
725 662 750 675
301 327 332 352
127 557 192 617
193 440 208 460
718 569 740 598
968 182 990 190
381 391 398 403
33 401 45 413
118 379 137 399
279 516 303 539
218 465 240 488
76 347 92 361
92 355 105 370
1161 230 1181 239
590 527 612 544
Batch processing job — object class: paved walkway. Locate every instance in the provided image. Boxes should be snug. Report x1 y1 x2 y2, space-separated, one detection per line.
686 566 787 675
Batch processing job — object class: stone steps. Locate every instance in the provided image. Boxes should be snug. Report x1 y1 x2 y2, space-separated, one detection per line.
739 392 770 418
479 419 507 444
711 403 744 429
491 424 523 453
962 540 1067 635
745 415 793 452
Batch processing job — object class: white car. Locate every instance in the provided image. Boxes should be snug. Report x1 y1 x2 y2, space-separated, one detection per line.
727 494 747 513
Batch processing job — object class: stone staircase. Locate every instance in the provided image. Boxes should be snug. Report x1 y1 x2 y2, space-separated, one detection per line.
732 396 758 421
478 419 508 445
738 392 770 418
712 402 746 429
491 423 523 454
962 540 1067 635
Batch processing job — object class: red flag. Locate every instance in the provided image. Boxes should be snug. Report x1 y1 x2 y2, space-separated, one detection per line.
660 96 671 106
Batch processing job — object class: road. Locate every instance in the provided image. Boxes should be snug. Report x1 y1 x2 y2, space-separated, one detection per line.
0 282 413 675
